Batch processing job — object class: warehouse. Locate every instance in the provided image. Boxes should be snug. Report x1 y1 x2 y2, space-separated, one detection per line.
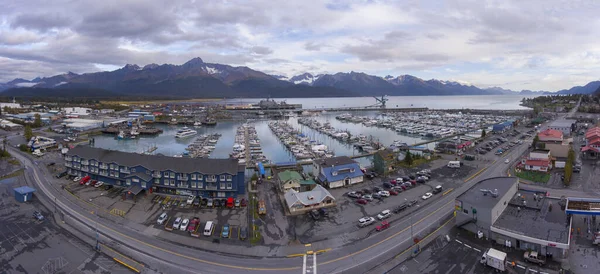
544 119 576 136
455 177 571 261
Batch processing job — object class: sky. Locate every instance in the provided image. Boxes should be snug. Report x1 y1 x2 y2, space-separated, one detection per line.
1 0 600 91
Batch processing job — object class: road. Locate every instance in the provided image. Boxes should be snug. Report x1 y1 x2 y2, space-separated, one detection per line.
5 138 541 274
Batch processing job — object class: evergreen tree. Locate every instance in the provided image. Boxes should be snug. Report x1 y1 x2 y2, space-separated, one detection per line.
404 151 413 166
33 113 42 128
481 129 486 138
24 125 33 141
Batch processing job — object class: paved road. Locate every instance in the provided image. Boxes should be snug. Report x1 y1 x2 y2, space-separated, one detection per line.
3 138 551 274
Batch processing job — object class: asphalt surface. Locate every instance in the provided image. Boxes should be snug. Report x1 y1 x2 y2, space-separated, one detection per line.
6 134 534 274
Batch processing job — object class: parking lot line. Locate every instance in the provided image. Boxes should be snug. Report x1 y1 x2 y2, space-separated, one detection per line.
454 239 462 244
463 244 471 249
516 264 526 269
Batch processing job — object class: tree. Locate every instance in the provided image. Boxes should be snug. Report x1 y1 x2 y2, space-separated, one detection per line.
19 144 29 152
24 125 33 141
33 113 42 128
481 129 486 138
532 135 539 149
404 151 413 166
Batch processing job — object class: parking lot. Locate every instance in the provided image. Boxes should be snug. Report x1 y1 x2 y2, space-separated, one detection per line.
0 173 130 274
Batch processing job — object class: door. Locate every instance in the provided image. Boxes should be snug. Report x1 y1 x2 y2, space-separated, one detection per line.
345 178 350 186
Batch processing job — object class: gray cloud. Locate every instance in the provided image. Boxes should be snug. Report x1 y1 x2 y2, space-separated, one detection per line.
304 42 323 51
11 12 71 31
251 46 273 55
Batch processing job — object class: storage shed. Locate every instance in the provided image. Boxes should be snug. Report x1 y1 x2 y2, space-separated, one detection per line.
13 186 36 203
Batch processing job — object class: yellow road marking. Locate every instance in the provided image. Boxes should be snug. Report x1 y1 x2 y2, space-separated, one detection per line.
442 188 454 196
464 167 487 182
100 243 145 268
286 254 305 258
113 257 141 273
316 248 331 254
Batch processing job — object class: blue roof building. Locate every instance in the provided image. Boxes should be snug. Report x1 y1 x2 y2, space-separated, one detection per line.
312 156 364 189
14 186 36 203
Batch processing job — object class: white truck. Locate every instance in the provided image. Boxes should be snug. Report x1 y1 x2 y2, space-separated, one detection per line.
480 248 507 272
447 161 461 168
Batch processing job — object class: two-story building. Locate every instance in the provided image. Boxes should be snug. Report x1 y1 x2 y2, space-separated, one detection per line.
581 127 600 159
521 150 552 172
65 146 245 198
537 129 563 143
312 156 364 189
373 149 397 176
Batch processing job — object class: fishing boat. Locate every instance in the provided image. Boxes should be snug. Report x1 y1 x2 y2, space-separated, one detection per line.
175 127 198 138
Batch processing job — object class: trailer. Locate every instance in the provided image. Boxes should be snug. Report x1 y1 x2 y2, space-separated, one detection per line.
189 217 201 237
480 248 507 272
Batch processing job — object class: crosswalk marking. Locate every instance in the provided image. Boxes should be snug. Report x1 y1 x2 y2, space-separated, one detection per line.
302 253 317 274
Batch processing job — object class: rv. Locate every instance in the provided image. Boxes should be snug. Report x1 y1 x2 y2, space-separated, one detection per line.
447 161 461 168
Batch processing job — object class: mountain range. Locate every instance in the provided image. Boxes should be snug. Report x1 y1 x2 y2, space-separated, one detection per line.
0 57 598 99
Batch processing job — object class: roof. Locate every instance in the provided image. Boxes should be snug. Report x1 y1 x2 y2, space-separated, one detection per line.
493 195 570 244
585 127 600 139
67 146 243 174
457 177 517 210
547 119 575 128
277 170 303 183
125 172 153 182
313 156 357 167
375 149 395 160
300 179 316 185
319 163 363 183
537 129 563 140
581 146 600 153
284 185 334 207
14 186 36 195
525 159 550 167
126 185 144 195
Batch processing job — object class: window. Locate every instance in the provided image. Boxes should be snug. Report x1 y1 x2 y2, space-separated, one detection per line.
154 179 160 184
226 182 232 189
170 180 175 186
164 180 169 186
141 182 147 188
170 173 175 178
220 182 226 189
226 175 232 181
126 179 131 186
198 182 203 189
207 175 216 182
191 182 197 188
132 178 139 183
164 171 169 177
197 174 203 181
217 192 226 198
191 174 196 180
219 175 225 181
131 168 136 173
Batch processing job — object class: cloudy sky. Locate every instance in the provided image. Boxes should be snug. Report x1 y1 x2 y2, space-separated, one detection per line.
1 0 600 91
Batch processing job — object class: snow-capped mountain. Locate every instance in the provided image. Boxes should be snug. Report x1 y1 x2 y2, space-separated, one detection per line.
289 73 321 85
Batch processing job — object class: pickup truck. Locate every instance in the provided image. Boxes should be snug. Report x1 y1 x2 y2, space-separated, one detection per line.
524 251 546 266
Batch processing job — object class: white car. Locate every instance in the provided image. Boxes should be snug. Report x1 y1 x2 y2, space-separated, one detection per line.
72 176 81 182
396 178 404 183
422 193 433 200
180 218 190 231
377 190 390 197
186 195 195 205
377 209 392 220
505 159 510 164
358 216 375 227
157 213 168 225
173 217 182 230
94 181 104 188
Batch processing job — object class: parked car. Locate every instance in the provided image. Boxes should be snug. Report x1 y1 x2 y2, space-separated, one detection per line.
422 193 433 200
378 190 390 197
392 186 403 192
186 195 195 205
504 159 510 164
33 210 44 221
383 182 393 189
372 193 382 199
207 198 214 207
416 178 426 184
193 198 200 207
358 216 375 227
389 190 399 196
55 171 67 178
432 185 443 194
407 200 418 207
309 209 321 220
319 208 328 217
172 200 180 208
235 199 241 207
377 209 392 220
240 227 248 240
72 176 82 182
173 217 182 229
373 186 382 192
180 218 190 231
240 198 247 207
393 203 409 213
222 224 230 238
362 194 373 201
347 191 362 199
356 198 368 205
214 199 221 208
103 184 113 190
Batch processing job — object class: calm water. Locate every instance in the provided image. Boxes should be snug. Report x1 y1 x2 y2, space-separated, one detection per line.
92 95 529 167
221 95 532 110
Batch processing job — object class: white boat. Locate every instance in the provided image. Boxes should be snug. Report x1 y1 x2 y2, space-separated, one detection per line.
175 127 198 138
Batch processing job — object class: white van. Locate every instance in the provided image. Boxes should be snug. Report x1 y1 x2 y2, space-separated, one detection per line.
447 161 461 168
203 221 214 236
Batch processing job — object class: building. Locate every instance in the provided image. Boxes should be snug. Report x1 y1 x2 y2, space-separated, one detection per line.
312 156 364 189
13 186 36 203
28 136 57 151
544 119 576 136
65 146 245 198
581 127 600 159
284 185 335 215
455 177 571 260
64 107 92 117
277 170 304 192
373 149 397 175
492 121 513 133
519 150 552 172
0 119 23 131
62 118 105 131
537 129 563 143
544 143 570 168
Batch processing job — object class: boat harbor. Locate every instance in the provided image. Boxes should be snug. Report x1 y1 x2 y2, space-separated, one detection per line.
230 124 268 165
269 121 336 161
297 117 384 154
183 133 221 158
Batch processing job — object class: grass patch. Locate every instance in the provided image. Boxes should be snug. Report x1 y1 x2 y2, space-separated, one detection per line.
8 158 20 165
249 224 262 245
398 157 436 168
0 169 24 180
515 170 551 183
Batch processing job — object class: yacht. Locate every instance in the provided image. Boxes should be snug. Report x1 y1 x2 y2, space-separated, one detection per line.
175 127 198 138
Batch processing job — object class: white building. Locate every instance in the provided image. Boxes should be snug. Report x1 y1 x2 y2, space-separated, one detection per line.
543 119 576 136
0 119 23 130
62 118 104 131
64 107 92 117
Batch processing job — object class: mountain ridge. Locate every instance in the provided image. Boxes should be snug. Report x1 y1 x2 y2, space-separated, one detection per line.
1 57 597 99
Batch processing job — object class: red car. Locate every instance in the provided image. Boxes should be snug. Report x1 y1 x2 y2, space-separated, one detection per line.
389 190 399 196
356 199 368 205
410 180 417 186
79 176 91 185
390 179 397 185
